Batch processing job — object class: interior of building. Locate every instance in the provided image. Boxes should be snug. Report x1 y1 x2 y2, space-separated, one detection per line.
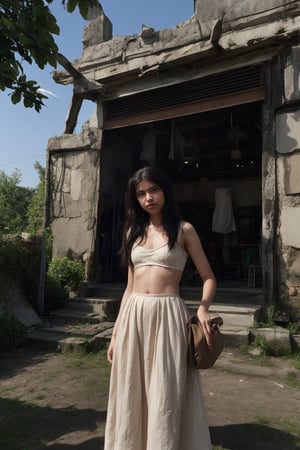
98 101 262 287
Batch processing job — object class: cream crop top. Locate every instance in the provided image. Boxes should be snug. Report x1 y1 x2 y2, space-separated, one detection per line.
131 224 188 272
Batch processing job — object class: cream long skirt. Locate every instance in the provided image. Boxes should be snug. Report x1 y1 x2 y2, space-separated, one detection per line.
104 293 211 450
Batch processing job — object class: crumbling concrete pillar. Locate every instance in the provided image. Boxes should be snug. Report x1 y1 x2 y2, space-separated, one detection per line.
275 44 300 319
47 129 102 266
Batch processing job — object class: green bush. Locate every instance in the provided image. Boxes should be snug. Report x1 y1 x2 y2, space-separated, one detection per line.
0 314 26 351
253 335 291 357
45 274 67 310
0 238 40 307
0 239 24 277
48 257 85 294
0 275 12 304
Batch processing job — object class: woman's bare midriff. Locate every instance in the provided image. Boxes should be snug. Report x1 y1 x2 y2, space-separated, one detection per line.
132 265 182 294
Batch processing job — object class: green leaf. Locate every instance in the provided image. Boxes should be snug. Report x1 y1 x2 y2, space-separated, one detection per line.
11 91 21 105
23 97 32 108
66 0 78 13
47 53 58 68
18 74 26 84
78 0 89 19
46 17 60 35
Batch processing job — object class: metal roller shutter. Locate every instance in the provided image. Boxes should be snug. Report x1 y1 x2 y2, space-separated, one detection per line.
104 65 265 129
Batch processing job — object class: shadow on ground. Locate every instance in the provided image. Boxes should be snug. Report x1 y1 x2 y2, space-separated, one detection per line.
0 348 50 380
2 395 299 450
44 438 104 449
0 397 105 450
211 423 299 450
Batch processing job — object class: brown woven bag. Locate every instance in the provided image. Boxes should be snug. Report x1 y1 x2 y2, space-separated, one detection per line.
187 316 224 369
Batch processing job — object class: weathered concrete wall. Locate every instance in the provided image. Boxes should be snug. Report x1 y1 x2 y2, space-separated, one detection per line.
82 2 112 48
47 129 102 261
53 0 300 115
276 45 300 317
195 0 300 24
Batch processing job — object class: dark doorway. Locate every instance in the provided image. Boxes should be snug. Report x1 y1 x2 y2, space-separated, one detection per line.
98 101 262 288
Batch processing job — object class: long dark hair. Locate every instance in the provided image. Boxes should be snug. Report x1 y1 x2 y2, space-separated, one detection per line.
120 167 181 267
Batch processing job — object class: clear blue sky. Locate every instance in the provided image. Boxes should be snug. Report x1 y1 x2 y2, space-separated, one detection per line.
0 1 193 188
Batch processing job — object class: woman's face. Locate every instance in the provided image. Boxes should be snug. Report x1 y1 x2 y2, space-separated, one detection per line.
135 179 165 216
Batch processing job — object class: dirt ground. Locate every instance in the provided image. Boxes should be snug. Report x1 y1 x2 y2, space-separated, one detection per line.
0 346 299 450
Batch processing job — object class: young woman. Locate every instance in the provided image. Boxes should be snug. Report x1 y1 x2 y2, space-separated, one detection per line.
105 167 216 450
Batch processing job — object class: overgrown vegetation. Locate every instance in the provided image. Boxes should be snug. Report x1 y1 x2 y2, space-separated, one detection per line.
0 238 40 307
0 232 40 350
0 164 83 340
0 314 26 351
44 273 67 310
240 300 300 357
26 162 45 234
252 303 300 353
0 165 54 313
251 335 291 357
265 299 300 326
0 165 45 236
0 170 33 235
47 257 85 294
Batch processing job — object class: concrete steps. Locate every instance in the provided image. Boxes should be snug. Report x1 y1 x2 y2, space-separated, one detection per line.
26 283 264 352
186 300 263 347
26 314 115 353
52 296 120 322
182 285 263 347
26 286 122 351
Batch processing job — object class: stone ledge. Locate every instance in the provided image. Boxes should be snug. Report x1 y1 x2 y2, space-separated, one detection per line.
250 327 292 352
25 330 87 353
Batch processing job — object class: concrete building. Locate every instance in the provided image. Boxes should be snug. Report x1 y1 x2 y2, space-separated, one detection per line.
47 0 300 317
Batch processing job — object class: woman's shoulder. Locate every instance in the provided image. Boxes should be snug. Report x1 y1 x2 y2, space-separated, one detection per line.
178 221 197 243
181 220 196 233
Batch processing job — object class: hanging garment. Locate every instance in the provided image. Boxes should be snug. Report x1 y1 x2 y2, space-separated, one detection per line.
140 129 157 166
212 187 236 234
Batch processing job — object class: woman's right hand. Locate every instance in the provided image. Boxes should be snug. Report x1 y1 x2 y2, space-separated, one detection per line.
107 335 116 364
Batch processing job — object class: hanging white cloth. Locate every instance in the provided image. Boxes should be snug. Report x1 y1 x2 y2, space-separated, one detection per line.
140 129 157 166
212 187 236 234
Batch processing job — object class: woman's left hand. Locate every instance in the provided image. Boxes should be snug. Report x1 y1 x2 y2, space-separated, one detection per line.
197 306 212 349
107 335 116 364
